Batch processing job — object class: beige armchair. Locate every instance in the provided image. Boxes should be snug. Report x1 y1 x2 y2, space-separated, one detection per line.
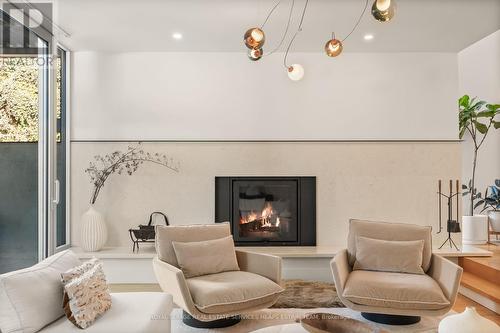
152 223 283 328
331 219 463 325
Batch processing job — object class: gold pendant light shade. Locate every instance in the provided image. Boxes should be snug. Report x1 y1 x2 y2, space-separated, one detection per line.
324 39 343 57
371 0 395 22
244 27 266 49
248 48 263 61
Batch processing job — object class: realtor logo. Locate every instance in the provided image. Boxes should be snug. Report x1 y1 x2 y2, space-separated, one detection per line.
1 2 52 55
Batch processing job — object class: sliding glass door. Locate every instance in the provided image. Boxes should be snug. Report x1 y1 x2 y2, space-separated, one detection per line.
0 9 69 273
55 47 69 250
0 12 47 272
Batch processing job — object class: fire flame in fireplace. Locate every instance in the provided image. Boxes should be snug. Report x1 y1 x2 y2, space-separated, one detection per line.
240 202 276 225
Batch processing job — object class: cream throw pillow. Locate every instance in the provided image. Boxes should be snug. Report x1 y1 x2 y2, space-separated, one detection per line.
62 260 112 329
172 235 240 278
353 236 425 274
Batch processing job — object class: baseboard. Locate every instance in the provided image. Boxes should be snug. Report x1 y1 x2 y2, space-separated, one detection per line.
459 286 500 314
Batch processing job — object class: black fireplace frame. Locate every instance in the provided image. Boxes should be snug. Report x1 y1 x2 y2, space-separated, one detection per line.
215 176 316 246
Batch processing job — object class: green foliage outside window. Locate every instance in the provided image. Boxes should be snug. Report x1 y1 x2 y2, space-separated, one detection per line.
0 57 62 142
0 58 39 142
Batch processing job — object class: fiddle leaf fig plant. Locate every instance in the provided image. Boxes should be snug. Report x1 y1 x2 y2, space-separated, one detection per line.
474 179 500 213
459 95 500 216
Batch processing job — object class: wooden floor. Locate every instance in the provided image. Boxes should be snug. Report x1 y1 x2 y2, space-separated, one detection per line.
453 294 500 325
455 243 500 325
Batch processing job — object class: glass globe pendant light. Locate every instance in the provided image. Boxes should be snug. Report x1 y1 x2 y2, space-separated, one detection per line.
244 27 265 49
287 64 304 81
248 48 263 61
324 37 343 57
371 0 395 22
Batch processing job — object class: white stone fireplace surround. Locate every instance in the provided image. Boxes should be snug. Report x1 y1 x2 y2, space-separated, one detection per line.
70 141 461 250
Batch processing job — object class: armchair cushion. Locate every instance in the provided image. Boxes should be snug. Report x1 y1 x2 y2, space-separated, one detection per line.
155 223 231 267
353 236 425 275
343 270 450 310
186 271 284 314
172 235 239 278
348 219 433 272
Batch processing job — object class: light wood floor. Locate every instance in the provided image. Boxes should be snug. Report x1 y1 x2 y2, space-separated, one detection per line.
453 294 499 325
454 243 499 325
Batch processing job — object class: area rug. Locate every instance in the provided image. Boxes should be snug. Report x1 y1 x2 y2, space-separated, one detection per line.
169 308 452 333
271 280 345 309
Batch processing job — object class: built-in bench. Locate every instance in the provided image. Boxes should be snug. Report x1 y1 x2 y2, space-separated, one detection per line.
70 245 492 283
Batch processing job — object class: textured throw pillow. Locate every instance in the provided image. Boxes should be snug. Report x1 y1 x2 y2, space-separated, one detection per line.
353 236 425 274
61 257 99 284
62 260 112 329
172 235 240 278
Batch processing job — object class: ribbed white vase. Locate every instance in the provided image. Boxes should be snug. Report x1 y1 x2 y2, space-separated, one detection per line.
80 205 107 252
438 307 499 333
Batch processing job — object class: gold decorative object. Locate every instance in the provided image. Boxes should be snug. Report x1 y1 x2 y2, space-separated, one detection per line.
243 0 395 77
371 0 395 22
324 39 343 57
248 48 263 61
244 27 265 49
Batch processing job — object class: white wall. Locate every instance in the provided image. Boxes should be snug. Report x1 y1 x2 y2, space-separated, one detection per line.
458 30 500 214
71 52 459 140
70 50 463 249
71 142 461 248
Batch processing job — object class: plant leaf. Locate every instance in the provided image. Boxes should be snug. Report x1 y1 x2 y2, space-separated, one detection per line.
473 120 488 134
494 121 500 129
459 95 470 108
486 103 500 111
476 110 495 118
459 126 467 139
474 199 485 209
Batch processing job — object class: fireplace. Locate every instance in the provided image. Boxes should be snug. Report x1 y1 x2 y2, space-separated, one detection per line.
215 177 316 246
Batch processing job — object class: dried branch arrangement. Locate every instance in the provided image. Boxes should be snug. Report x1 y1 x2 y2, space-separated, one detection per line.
85 144 179 204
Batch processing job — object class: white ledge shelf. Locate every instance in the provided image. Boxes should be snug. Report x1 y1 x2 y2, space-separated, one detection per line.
432 245 492 257
70 244 492 259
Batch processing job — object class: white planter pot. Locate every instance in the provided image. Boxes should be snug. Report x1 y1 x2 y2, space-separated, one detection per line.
438 307 499 333
80 205 107 252
488 210 500 232
462 215 488 245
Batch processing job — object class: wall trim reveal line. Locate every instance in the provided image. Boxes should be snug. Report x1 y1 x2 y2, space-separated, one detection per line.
71 139 462 143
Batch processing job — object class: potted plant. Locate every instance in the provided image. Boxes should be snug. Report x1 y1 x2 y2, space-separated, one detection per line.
81 144 179 251
475 180 500 233
459 95 499 244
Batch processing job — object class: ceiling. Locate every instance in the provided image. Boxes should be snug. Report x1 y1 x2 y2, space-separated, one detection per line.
54 0 500 52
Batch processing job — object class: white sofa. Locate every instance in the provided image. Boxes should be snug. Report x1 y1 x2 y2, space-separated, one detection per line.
0 250 172 333
40 292 172 333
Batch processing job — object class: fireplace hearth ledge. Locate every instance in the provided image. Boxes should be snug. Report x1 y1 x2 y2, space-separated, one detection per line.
70 245 492 259
68 246 492 284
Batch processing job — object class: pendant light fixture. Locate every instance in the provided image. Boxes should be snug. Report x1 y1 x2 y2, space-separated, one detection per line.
243 0 394 79
283 0 309 81
371 0 395 22
324 34 343 57
248 48 264 61
244 28 266 50
287 64 305 81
